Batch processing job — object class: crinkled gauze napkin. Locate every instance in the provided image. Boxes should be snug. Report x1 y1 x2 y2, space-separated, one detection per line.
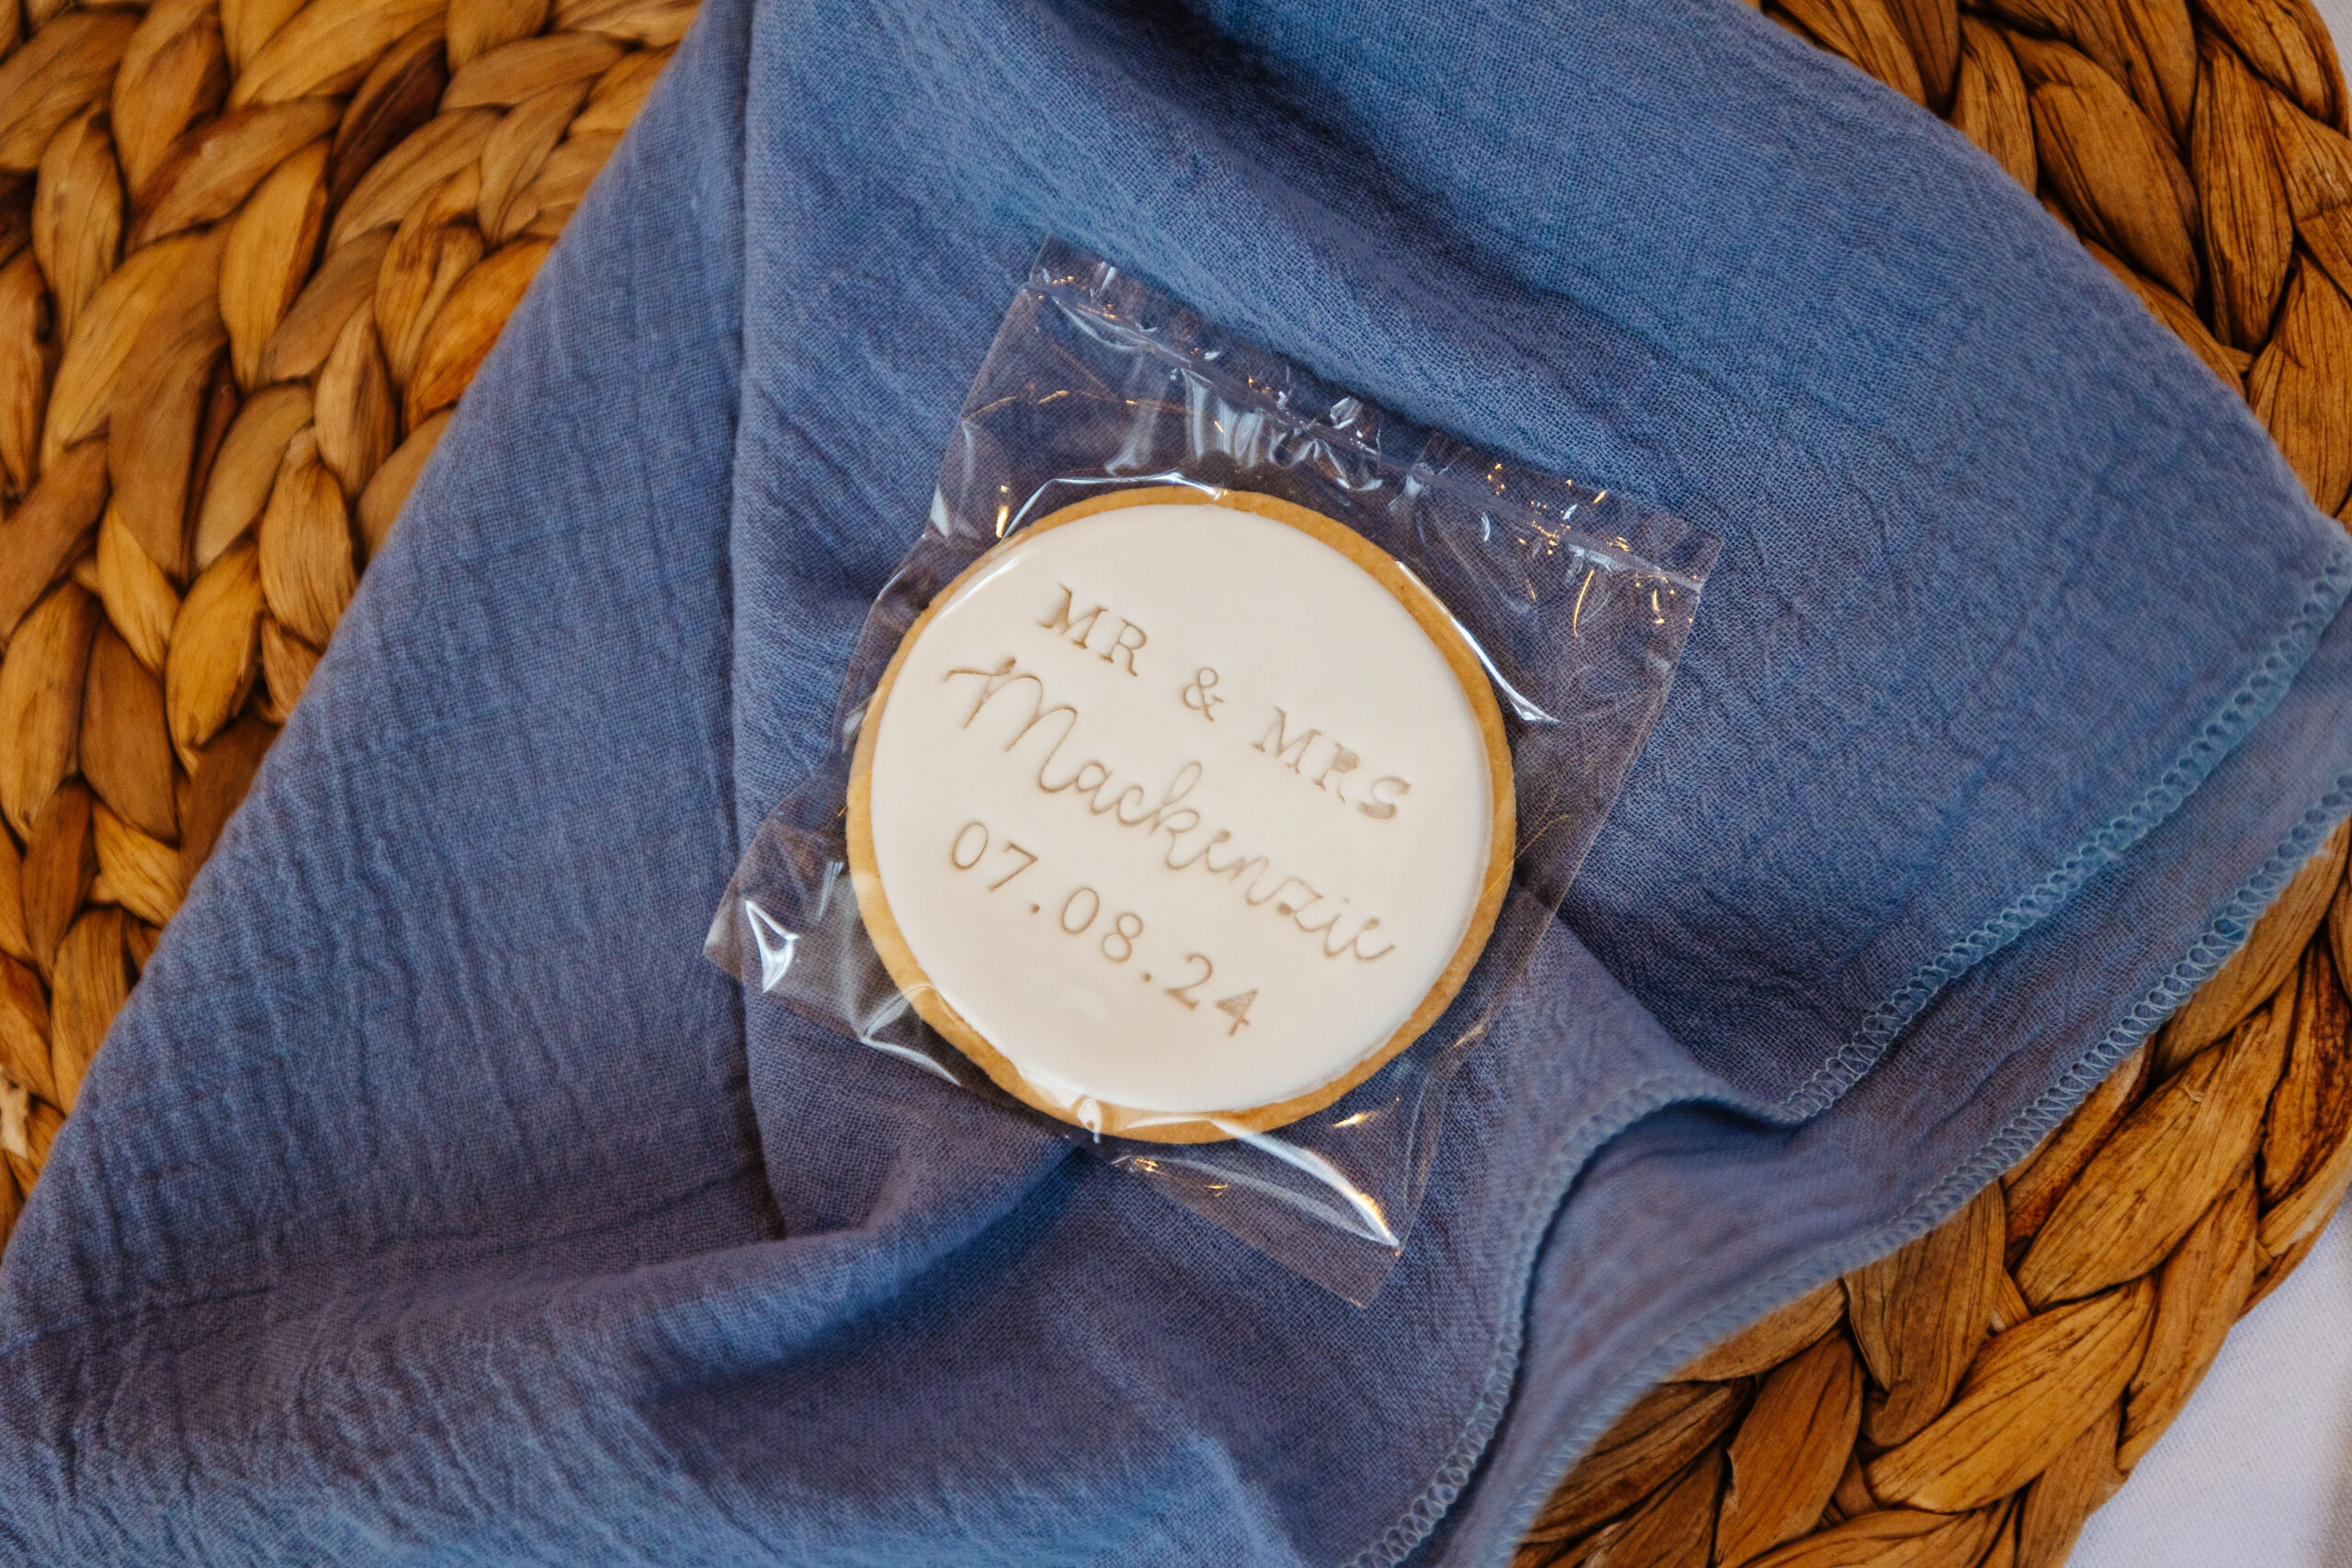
3 0 2348 1563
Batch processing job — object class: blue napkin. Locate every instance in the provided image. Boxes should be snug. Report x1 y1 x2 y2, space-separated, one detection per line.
2 0 2346 1562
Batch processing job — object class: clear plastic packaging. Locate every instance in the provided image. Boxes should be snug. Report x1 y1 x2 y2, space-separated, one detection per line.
707 241 1717 1302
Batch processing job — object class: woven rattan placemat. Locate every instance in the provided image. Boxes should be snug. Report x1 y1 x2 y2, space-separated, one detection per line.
0 0 2346 1564
1526 6 2352 1564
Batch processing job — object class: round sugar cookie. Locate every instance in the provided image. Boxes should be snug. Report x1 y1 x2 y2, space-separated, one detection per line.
847 486 1513 1143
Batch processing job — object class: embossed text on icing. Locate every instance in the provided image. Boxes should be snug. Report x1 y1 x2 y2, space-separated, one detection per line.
944 657 1395 962
1253 705 1413 820
1037 584 1148 676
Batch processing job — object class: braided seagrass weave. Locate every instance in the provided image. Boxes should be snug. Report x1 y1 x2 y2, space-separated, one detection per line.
0 0 2345 1563
0 0 686 1196
1524 4 2352 1565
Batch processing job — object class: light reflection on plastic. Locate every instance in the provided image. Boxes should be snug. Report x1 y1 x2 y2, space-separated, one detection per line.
745 899 798 994
1204 1124 1399 1247
863 1037 960 1084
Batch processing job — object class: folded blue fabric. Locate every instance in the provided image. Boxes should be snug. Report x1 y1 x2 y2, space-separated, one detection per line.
2 0 2346 1563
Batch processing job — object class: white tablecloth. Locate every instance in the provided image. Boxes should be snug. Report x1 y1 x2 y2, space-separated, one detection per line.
2071 1205 2352 1565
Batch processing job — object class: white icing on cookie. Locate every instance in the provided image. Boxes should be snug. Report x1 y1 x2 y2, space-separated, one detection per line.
855 494 1507 1132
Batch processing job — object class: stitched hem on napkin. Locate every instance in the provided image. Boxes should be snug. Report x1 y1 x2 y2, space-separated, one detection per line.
1322 1066 1730 1568
1774 540 2352 1122
1465 780 2352 1568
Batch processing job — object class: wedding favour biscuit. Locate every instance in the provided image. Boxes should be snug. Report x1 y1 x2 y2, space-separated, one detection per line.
847 486 1513 1143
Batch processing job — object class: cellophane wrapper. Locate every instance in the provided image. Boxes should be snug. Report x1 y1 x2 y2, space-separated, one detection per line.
707 241 1717 1302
